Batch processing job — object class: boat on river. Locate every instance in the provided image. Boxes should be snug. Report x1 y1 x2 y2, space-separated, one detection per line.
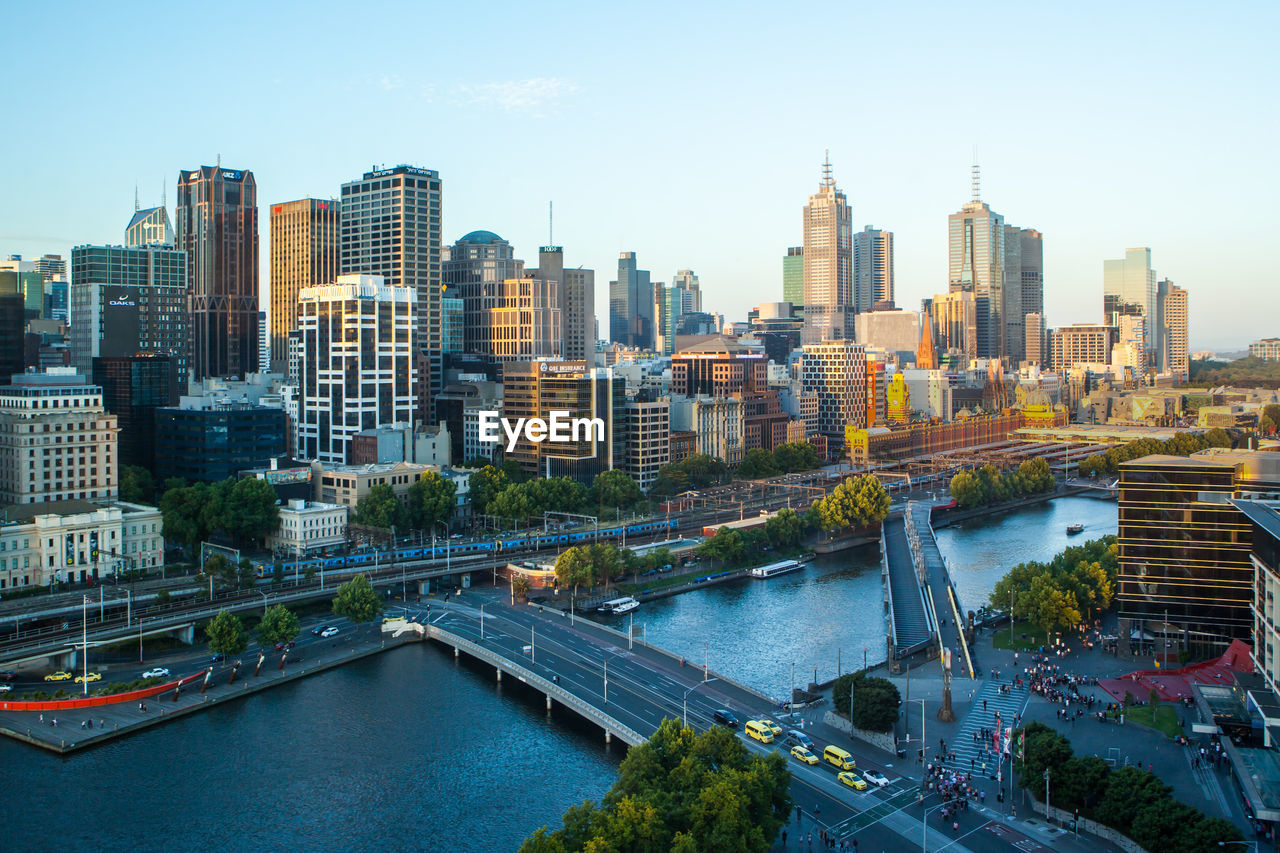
1066 524 1085 535
749 559 803 579
598 596 639 614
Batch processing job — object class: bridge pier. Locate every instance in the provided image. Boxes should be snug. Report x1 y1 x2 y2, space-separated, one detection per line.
546 694 552 711
605 730 612 744
178 624 195 644
495 667 501 682
454 646 459 658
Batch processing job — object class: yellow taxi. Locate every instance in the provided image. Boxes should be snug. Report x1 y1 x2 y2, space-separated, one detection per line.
838 771 868 791
790 745 819 765
74 672 102 684
44 671 72 682
762 720 783 738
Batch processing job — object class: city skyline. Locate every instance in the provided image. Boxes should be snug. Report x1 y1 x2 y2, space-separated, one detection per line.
1 1 1276 350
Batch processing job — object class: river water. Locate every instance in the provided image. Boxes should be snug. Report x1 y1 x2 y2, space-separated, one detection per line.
3 495 1116 852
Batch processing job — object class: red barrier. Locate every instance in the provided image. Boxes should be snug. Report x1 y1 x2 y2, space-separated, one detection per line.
0 671 205 712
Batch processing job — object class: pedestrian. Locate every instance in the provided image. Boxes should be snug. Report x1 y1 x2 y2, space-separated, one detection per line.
39 713 43 723
781 829 787 846
953 821 959 833
52 718 57 727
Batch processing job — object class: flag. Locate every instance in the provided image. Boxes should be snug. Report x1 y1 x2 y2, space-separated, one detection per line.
1018 730 1025 761
1003 728 1012 755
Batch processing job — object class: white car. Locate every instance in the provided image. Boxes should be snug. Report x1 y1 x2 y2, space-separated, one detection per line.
320 627 340 638
862 769 890 788
0 683 12 693
142 668 170 679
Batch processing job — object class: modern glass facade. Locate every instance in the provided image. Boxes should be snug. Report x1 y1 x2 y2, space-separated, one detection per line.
609 252 653 349
93 355 178 471
802 159 853 346
270 198 339 373
154 404 287 483
782 247 803 313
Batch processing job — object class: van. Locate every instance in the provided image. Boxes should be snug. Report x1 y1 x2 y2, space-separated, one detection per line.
824 745 856 771
745 720 774 743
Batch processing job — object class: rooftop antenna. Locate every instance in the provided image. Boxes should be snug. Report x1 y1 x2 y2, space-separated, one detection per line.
549 200 553 245
217 153 221 169
822 149 833 188
161 178 166 209
971 146 981 203
134 185 139 211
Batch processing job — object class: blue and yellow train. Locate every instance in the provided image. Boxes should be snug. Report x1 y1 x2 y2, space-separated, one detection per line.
254 518 679 579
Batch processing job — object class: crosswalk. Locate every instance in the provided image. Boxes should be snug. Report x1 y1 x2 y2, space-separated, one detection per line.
825 785 922 837
944 681 1030 774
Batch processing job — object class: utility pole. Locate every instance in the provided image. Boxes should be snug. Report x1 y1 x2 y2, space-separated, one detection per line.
1045 768 1051 824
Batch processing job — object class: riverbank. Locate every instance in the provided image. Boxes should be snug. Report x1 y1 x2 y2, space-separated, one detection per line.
0 630 418 754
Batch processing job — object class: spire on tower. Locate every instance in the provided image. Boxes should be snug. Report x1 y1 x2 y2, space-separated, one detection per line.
822 149 834 188
548 200 553 246
134 185 139 211
971 162 981 203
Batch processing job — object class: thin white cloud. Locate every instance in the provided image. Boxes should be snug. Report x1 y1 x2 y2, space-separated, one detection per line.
379 74 405 91
453 77 578 112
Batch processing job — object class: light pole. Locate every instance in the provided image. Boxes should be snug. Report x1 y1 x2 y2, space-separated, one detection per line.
81 595 89 695
480 603 486 640
683 680 712 728
603 655 608 703
1044 768 1051 825
863 646 868 673
919 697 928 853
703 640 709 682
255 590 269 615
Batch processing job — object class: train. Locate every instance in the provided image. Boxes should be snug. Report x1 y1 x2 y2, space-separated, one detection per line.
253 518 680 579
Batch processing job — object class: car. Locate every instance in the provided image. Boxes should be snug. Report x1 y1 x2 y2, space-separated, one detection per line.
762 720 783 738
273 641 296 651
142 668 170 679
210 653 227 663
311 625 330 636
74 672 102 684
838 771 868 791
784 730 814 750
320 627 340 638
382 615 404 623
862 770 889 788
0 683 12 692
790 745 819 765
44 671 72 682
712 709 739 728
0 670 16 682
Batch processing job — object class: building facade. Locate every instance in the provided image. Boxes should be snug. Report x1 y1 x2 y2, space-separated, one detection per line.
782 246 803 314
1049 323 1117 371
800 341 868 453
1159 281 1189 381
298 275 416 465
624 400 670 492
92 355 177 471
0 369 118 505
176 165 259 380
0 500 162 589
488 276 561 361
853 226 893 310
443 230 522 357
529 246 594 363
610 252 654 350
1103 247 1157 366
802 157 854 345
269 198 339 373
266 499 348 556
1249 339 1280 361
154 401 287 483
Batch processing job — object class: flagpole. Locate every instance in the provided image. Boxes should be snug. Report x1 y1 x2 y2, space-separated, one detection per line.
82 596 89 696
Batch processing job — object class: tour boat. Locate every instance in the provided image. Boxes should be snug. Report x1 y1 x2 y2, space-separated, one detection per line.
1066 524 1085 535
598 596 640 614
749 559 803 579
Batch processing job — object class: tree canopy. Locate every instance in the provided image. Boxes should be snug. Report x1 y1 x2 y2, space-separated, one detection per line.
256 604 301 648
468 465 509 515
332 573 383 627
764 508 804 548
407 471 456 531
990 536 1118 632
1189 356 1280 389
1077 430 1231 478
591 470 645 512
808 474 890 534
521 718 792 853
354 483 407 531
832 672 901 732
734 448 780 479
205 610 247 656
949 458 1055 510
120 465 156 505
651 454 730 497
161 478 282 552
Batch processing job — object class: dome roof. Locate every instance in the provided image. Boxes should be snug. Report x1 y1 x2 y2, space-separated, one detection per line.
457 230 504 244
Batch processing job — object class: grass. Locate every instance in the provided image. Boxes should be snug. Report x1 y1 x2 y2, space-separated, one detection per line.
992 621 1055 652
1120 703 1183 738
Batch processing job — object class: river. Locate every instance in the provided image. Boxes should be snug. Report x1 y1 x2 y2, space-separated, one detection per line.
2 495 1116 852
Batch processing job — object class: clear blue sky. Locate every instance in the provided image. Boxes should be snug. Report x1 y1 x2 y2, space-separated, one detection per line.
2 0 1276 350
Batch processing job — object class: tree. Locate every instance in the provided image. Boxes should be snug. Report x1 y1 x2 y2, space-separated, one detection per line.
833 672 900 732
468 465 509 516
1265 404 1280 428
772 441 819 473
206 610 247 656
236 558 257 590
735 448 780 479
764 508 804 548
355 483 406 530
1016 722 1074 795
407 471 456 531
222 477 281 545
1016 457 1055 494
554 546 595 596
592 470 645 511
120 465 156 504
811 475 889 533
488 482 539 527
332 573 383 627
1077 453 1108 478
1261 415 1277 434
257 604 301 647
511 574 532 602
1203 427 1231 448
696 528 745 566
651 454 729 496
160 482 214 551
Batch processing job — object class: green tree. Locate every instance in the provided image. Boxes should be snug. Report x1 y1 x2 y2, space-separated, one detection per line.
1016 722 1074 795
811 474 889 533
696 527 745 566
1077 453 1108 478
735 448 780 479
468 465 509 515
1265 404 1280 427
833 671 900 732
355 483 406 530
772 441 819 473
1203 427 1231 448
651 454 729 496
586 543 625 588
1261 415 1277 434
332 573 383 627
764 508 804 548
407 471 456 531
222 477 281 545
500 459 529 484
236 558 257 590
592 469 645 511
160 483 214 551
462 455 495 469
488 482 539 526
119 465 156 504
554 546 595 595
1016 457 1055 494
256 604 301 647
511 574 532 602
206 609 247 656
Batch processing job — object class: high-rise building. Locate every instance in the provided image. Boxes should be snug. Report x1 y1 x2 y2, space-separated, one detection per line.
1158 280 1189 382
802 155 853 345
176 165 260 381
0 368 119 504
853 226 893 310
443 230 522 356
624 399 670 492
33 254 66 282
948 186 1006 359
488 276 561 361
441 296 464 355
154 398 287 483
671 339 769 397
501 360 624 482
270 198 339 373
927 291 978 361
340 165 441 405
0 294 23 380
1003 226 1043 363
1249 339 1280 361
1048 323 1116 370
609 252 654 349
125 207 173 248
92 354 178 471
69 243 188 380
298 275 416 465
1103 247 1157 364
0 269 43 317
1024 312 1046 368
672 269 701 313
782 246 804 314
800 340 868 452
529 245 594 363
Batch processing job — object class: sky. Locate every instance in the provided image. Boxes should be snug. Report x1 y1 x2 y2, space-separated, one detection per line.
1 0 1276 351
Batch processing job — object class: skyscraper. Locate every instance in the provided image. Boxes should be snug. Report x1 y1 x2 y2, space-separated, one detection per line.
782 246 803 313
176 165 260 380
530 245 595 363
853 226 893 309
802 155 853 345
340 164 441 404
609 252 654 349
487 275 561 361
298 275 416 464
672 269 701 313
1160 281 1189 382
443 230 521 356
125 206 173 248
948 176 1007 360
1003 226 1043 363
270 198 339 373
1103 247 1157 365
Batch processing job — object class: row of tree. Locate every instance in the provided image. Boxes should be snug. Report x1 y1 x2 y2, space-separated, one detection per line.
989 536 1119 634
695 507 807 567
650 454 731 497
160 477 281 551
204 573 384 656
832 671 901 733
521 719 792 853
1189 356 1280 390
466 467 646 525
732 442 823 479
1077 429 1231 477
949 458 1055 510
351 471 458 532
806 474 891 534
1017 721 1241 852
554 544 628 594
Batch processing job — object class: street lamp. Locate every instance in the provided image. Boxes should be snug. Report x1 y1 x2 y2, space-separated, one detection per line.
919 697 928 853
683 680 714 728
255 590 269 616
480 603 486 640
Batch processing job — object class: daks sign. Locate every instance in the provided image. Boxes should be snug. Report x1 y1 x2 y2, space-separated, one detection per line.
479 410 605 453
